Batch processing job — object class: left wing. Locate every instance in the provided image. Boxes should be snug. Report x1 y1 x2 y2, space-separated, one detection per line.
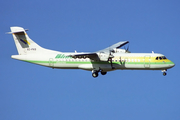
97 41 129 53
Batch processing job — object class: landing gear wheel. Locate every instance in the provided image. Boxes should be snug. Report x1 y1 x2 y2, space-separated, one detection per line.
163 72 167 76
92 72 98 78
101 72 107 75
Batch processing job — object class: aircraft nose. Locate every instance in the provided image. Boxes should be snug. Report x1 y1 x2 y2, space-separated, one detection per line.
170 61 175 68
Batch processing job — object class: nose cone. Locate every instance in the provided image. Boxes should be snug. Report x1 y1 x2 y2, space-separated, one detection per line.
172 62 175 67
169 61 175 68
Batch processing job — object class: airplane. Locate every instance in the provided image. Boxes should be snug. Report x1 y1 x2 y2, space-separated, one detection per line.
8 26 175 78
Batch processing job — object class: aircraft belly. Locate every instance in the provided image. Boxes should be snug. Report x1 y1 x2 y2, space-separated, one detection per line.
115 64 144 70
78 64 93 71
149 64 173 70
95 64 112 71
78 63 112 71
54 63 79 69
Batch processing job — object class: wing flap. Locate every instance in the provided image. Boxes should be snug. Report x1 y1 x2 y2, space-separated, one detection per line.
7 27 28 34
68 53 98 59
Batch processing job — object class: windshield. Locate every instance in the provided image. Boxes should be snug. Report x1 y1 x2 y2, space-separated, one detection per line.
155 56 167 60
162 56 167 59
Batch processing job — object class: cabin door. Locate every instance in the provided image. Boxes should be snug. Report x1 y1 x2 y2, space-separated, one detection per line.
49 58 54 67
144 56 151 68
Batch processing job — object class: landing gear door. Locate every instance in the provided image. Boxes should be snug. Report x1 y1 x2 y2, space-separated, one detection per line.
144 56 151 68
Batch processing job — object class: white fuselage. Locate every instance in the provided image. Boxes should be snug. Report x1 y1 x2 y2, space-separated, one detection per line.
11 52 175 72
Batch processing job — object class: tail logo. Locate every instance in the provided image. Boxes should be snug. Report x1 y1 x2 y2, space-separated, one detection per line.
20 39 30 45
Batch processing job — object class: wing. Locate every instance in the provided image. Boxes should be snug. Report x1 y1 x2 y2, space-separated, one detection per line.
67 41 129 61
97 41 129 53
68 53 98 59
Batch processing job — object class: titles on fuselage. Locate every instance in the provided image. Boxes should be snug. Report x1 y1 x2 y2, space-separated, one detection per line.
55 54 72 59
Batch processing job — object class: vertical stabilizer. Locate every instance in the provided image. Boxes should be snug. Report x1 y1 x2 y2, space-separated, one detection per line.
9 27 44 55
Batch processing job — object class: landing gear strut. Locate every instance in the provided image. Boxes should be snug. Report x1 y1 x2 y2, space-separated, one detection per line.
109 58 115 69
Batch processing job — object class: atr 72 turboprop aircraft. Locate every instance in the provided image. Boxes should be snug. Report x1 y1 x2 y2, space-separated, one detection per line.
8 27 175 78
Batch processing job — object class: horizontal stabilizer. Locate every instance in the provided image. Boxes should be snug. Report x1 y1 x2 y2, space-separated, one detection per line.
7 27 28 34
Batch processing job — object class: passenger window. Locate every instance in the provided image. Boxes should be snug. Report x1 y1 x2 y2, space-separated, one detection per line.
156 57 158 60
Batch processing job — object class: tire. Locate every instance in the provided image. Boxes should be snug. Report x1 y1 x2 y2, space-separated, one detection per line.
163 72 167 76
92 72 98 78
101 72 107 75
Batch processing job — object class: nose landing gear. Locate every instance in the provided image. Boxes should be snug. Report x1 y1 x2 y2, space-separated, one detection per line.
163 72 167 76
162 70 167 76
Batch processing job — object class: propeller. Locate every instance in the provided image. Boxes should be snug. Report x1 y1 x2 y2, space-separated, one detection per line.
124 43 130 53
119 56 122 64
108 48 115 69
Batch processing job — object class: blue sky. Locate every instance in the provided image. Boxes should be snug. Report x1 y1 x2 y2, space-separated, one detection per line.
1 0 180 120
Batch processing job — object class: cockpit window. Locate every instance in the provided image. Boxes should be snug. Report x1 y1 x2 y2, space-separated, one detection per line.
159 57 162 60
162 56 167 59
155 56 167 60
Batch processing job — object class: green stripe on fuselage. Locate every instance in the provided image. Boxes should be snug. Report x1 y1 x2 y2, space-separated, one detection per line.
23 60 174 65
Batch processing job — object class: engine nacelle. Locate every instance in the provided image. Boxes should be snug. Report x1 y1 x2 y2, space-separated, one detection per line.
98 52 109 61
113 48 126 53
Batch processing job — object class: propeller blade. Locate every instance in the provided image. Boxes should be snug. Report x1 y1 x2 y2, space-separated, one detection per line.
127 44 129 51
119 56 122 64
126 44 130 53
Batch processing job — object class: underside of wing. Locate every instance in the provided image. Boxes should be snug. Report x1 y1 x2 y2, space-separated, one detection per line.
68 53 98 59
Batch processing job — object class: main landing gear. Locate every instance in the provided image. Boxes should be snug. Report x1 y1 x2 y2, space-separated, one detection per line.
92 70 107 78
162 70 167 76
92 72 99 78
